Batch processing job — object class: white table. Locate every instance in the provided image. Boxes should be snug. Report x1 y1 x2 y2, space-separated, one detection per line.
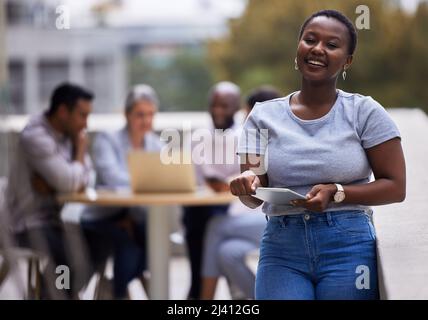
58 189 235 299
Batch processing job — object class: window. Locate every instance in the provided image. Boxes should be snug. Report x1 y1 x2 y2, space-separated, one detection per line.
84 57 112 113
7 60 25 114
38 60 69 108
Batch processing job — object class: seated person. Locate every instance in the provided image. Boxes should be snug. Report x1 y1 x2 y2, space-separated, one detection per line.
182 81 242 299
6 83 94 299
200 86 281 300
81 84 163 299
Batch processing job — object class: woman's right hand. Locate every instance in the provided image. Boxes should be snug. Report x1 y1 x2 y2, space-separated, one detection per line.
230 170 261 196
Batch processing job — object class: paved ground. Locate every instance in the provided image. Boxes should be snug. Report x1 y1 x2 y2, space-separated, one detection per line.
373 108 428 299
0 255 231 300
102 256 231 300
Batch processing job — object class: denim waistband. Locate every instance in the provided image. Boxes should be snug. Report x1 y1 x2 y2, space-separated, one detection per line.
267 209 372 225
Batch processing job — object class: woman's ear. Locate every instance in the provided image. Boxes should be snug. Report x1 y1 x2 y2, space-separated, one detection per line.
345 55 354 69
57 103 70 119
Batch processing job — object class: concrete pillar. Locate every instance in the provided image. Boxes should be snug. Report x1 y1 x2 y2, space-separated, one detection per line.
69 55 85 86
111 49 127 112
24 55 39 115
0 0 8 113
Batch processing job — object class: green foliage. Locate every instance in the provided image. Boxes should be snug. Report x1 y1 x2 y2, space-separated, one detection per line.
208 0 428 112
129 48 214 111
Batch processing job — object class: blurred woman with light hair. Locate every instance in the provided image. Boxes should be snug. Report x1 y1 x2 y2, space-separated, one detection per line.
81 84 163 299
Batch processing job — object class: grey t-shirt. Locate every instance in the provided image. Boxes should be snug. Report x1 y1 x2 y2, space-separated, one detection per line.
237 90 401 216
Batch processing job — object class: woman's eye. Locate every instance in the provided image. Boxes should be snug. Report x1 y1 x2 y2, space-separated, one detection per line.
327 43 338 48
304 38 315 44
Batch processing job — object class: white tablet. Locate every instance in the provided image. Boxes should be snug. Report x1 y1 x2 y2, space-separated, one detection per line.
254 187 306 205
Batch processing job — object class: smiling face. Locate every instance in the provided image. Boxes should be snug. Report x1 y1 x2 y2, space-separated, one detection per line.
296 16 353 83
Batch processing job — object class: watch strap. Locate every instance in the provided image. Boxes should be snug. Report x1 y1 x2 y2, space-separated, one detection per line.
335 183 344 192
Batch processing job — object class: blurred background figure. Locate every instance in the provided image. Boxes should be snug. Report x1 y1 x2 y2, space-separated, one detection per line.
200 85 281 300
81 84 162 299
5 83 93 299
182 81 241 299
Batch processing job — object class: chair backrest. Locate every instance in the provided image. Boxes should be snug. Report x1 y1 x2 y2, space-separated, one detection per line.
0 177 7 205
0 177 12 248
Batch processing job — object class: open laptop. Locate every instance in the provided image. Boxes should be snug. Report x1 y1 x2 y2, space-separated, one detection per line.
128 151 197 193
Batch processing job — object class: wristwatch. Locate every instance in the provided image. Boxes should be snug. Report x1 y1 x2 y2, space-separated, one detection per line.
333 183 346 203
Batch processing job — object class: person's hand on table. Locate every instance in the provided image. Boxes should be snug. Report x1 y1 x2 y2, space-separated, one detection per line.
229 170 261 196
290 184 337 212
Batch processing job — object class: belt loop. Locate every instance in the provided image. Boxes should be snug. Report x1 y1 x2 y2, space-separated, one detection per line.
280 215 287 228
265 215 269 222
367 208 374 223
326 212 333 226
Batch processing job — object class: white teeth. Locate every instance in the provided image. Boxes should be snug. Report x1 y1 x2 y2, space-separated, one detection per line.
308 60 326 67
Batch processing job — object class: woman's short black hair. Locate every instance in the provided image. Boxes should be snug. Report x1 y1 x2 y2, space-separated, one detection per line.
298 9 357 55
246 85 281 110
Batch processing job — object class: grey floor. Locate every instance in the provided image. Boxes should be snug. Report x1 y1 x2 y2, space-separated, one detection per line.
0 255 231 300
372 108 428 299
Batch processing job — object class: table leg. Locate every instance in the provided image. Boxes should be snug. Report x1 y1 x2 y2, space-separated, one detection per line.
148 205 170 299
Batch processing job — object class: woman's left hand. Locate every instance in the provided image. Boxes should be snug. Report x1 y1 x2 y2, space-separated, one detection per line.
290 184 337 212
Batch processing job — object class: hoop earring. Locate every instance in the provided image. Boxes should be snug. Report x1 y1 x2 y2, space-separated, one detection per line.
294 58 299 71
342 69 347 81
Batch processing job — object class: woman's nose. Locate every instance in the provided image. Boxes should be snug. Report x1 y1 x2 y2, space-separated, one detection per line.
311 42 324 54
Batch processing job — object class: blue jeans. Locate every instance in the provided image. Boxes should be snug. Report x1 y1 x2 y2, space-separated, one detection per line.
82 208 147 299
182 204 229 299
255 210 379 300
